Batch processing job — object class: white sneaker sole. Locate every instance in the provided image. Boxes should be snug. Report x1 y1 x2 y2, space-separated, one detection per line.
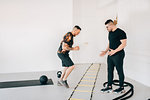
60 80 69 88
63 83 69 88
113 90 125 94
101 89 112 93
57 81 63 86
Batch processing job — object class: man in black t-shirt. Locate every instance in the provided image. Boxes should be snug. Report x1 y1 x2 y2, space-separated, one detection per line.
57 25 81 88
100 19 127 93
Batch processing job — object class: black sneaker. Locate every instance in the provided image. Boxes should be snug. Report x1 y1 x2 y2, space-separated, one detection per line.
101 86 112 93
113 87 125 94
62 80 69 88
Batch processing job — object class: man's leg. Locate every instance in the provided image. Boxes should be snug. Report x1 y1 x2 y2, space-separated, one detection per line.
107 56 115 87
58 53 68 80
59 54 74 88
113 52 125 93
60 67 69 80
115 62 125 88
60 65 74 88
63 65 75 81
116 62 125 87
101 56 115 93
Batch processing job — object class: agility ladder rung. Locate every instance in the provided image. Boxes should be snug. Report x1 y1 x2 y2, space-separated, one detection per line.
68 63 100 100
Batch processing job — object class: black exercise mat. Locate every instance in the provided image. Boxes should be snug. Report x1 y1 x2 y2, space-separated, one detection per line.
0 79 54 89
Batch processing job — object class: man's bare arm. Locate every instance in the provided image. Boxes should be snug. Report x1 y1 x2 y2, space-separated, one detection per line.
115 39 127 52
108 39 127 56
62 42 73 51
100 43 109 56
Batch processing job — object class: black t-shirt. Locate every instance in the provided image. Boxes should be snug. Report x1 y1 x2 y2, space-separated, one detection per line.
58 32 74 54
108 28 127 52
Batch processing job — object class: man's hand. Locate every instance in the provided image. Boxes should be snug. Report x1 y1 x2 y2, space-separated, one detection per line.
108 49 117 56
100 51 107 56
73 46 80 50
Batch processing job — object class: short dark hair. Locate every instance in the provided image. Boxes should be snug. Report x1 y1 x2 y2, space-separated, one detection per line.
74 25 81 30
105 19 113 25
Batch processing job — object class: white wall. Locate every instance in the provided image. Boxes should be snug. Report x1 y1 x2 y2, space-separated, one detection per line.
0 0 73 73
73 0 150 87
72 0 118 63
1 0 150 87
117 0 150 87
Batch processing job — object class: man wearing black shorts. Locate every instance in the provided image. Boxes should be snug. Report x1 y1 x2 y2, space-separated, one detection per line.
57 25 81 88
100 19 127 93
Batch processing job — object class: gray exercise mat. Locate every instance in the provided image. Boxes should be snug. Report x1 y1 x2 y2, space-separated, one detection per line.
0 79 54 89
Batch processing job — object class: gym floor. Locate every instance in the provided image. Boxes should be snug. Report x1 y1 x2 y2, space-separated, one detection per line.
0 63 149 100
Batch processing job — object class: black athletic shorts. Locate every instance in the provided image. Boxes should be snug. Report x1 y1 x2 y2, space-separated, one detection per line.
57 53 74 67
